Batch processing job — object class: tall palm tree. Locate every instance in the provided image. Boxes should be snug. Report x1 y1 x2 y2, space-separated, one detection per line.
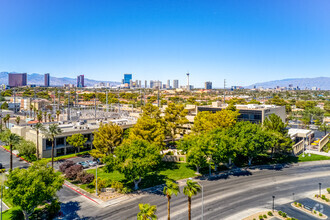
3 114 10 128
183 180 201 220
33 122 46 160
163 180 180 220
45 124 62 169
5 133 20 171
137 203 157 220
43 111 47 122
48 113 51 123
29 104 33 118
56 110 60 122
15 116 20 125
37 113 42 122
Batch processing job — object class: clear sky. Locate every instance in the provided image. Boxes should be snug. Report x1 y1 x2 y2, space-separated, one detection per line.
1 0 329 88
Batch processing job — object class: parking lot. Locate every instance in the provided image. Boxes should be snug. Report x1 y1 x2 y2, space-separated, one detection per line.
52 154 96 170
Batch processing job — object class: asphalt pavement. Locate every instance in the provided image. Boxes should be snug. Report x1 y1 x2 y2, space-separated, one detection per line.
55 161 330 220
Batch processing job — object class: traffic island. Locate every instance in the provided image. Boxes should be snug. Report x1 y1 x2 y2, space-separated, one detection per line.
242 210 296 220
291 202 327 219
312 192 330 206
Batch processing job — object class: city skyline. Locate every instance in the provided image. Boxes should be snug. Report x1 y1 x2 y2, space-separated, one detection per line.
1 1 330 88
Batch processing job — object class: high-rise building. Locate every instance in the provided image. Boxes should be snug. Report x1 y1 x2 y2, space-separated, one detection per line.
186 72 190 91
130 79 133 88
167 80 170 89
77 75 84 87
123 74 132 86
205 81 212 90
173 80 179 89
44 73 50 87
150 80 154 89
8 73 27 87
145 80 148 88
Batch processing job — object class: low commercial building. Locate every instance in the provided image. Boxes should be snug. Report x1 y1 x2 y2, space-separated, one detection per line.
11 119 135 158
197 103 286 124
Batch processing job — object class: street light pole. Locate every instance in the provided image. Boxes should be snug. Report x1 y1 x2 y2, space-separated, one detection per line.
272 196 275 212
1 184 3 220
95 163 98 196
201 183 204 220
292 193 295 201
319 183 322 197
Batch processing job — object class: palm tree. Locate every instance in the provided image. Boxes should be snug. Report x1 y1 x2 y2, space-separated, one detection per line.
33 122 46 160
33 107 37 120
163 180 180 220
56 110 60 121
5 133 20 171
137 203 157 220
3 114 10 128
15 116 20 125
43 111 47 122
48 113 51 123
37 113 42 122
45 124 62 169
29 104 33 118
183 179 201 220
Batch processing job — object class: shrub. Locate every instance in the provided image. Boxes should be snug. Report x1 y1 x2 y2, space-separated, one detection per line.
111 181 124 192
121 187 132 194
59 160 75 173
314 210 317 214
327 188 330 194
65 164 83 180
267 211 273 216
15 140 36 161
278 211 283 215
77 171 94 184
258 215 263 220
263 214 267 218
0 169 5 173
298 203 302 207
93 177 107 193
294 202 297 205
282 212 287 217
319 213 323 217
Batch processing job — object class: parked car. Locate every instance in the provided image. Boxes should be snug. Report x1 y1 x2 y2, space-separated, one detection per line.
77 161 89 169
86 160 97 166
0 163 2 169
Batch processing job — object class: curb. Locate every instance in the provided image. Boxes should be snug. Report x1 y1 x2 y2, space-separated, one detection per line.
0 145 31 164
63 183 99 205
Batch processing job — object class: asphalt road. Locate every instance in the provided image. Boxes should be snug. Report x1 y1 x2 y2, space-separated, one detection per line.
56 162 330 220
0 147 29 170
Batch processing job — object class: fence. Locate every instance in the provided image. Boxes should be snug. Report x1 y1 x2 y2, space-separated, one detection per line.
162 155 186 163
319 133 330 152
292 139 304 156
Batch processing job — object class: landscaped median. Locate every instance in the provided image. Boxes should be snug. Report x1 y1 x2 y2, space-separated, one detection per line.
292 202 327 219
63 161 197 201
242 210 298 220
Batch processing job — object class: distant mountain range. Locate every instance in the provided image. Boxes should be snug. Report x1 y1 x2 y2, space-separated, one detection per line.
0 72 120 87
247 77 330 90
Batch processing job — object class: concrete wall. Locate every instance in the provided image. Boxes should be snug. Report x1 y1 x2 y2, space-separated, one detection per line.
162 155 186 163
319 133 330 152
292 139 304 156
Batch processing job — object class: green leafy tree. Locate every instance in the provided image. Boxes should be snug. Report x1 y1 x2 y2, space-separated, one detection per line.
137 203 157 220
90 122 123 158
164 103 188 143
5 161 64 219
183 180 201 220
4 132 20 170
33 122 46 159
263 114 293 157
319 123 330 135
45 124 62 169
163 180 180 220
15 140 36 161
115 139 161 190
1 101 9 110
129 116 166 149
66 133 88 155
192 109 239 134
233 122 273 165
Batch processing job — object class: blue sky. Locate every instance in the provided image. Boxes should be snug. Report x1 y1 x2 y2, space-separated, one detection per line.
0 0 329 88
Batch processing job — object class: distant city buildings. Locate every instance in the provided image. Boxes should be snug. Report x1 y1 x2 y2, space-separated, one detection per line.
44 73 50 87
77 75 84 87
8 73 27 87
205 81 212 90
167 80 171 89
173 80 179 89
123 74 132 87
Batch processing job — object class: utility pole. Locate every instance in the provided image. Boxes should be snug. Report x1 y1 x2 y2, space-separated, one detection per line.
157 86 160 107
223 79 226 104
13 89 16 113
67 90 71 121
106 90 108 113
140 89 142 107
94 90 97 120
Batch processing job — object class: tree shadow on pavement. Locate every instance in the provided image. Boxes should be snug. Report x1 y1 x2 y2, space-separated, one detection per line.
59 201 92 220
